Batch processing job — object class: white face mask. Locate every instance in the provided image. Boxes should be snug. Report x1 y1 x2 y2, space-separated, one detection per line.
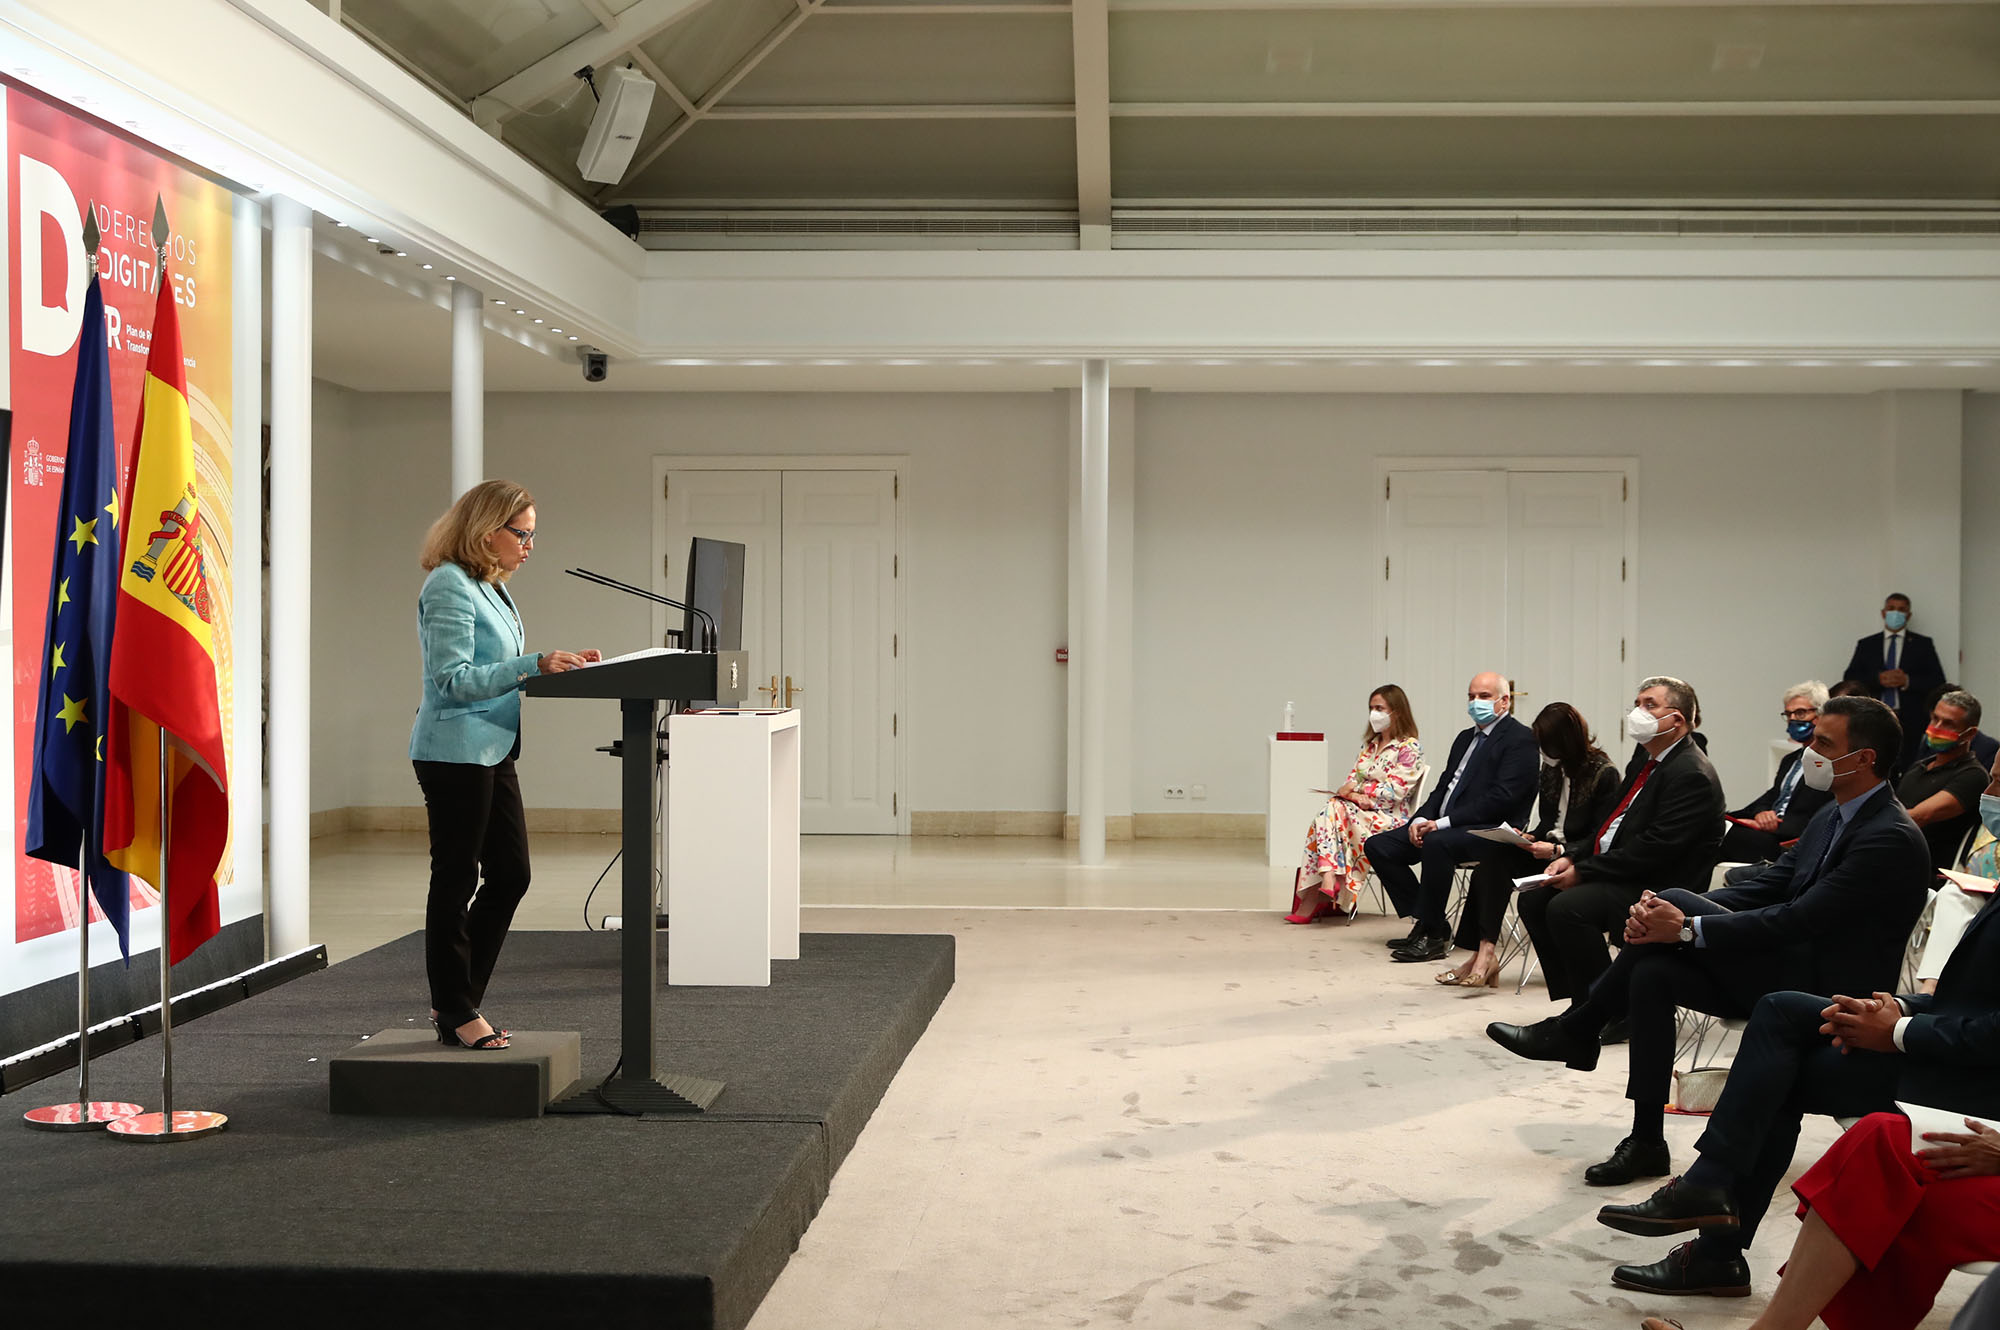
1627 707 1661 743
1367 709 1391 734
1799 745 1865 791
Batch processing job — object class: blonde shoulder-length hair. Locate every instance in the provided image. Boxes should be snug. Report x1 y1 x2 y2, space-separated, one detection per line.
420 479 534 583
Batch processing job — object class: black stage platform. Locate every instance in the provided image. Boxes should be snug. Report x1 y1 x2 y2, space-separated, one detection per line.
0 929 954 1330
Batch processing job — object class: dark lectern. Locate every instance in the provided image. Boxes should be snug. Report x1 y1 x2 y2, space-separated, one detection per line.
524 649 750 1113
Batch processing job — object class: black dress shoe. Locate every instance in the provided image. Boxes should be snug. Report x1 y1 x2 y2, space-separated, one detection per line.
1585 1134 1673 1187
1611 1241 1752 1298
1383 922 1424 949
1599 1018 1631 1045
1390 933 1451 963
1485 1017 1600 1072
1597 1177 1740 1236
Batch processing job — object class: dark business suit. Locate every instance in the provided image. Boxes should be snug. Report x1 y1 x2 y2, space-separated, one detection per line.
1558 784 1930 1122
1716 747 1835 866
1691 889 2000 1249
1364 713 1539 938
1517 737 1725 1001
1843 628 1945 767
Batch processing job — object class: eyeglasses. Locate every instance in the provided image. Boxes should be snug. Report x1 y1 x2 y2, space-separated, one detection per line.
1781 708 1817 721
502 523 536 546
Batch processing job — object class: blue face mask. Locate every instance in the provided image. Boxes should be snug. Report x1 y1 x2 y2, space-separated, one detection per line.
1787 719 1815 744
1982 793 2000 838
1885 609 1909 631
1468 698 1498 725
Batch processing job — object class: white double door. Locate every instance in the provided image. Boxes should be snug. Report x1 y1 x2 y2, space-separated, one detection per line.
662 468 899 834
1381 468 1634 754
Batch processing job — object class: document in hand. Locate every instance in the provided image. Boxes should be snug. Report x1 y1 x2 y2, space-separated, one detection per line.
1510 873 1552 892
1470 823 1534 848
1940 869 1998 896
1897 1101 2000 1155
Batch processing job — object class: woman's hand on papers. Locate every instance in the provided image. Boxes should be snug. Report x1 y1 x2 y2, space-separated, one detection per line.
1919 1119 2000 1178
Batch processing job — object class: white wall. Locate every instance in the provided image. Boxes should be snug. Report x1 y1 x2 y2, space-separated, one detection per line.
311 386 1994 824
1964 393 2000 711
1132 392 1908 814
312 390 1072 816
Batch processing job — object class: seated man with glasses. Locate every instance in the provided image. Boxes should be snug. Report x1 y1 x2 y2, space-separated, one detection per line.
1718 681 1835 869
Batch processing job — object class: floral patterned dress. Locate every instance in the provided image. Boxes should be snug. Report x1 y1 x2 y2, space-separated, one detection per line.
1298 736 1423 908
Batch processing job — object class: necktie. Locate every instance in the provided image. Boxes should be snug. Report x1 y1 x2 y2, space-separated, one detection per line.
1773 760 1802 816
1440 731 1485 814
1884 634 1902 710
1594 758 1657 851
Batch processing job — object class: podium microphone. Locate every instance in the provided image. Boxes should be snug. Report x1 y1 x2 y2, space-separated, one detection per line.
565 567 717 652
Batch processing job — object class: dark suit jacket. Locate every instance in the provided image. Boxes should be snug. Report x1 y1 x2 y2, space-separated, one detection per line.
1697 785 1929 997
1413 713 1540 830
1528 755 1622 851
1728 747 1835 844
1573 737 1725 895
1897 892 2000 1110
1843 629 1945 761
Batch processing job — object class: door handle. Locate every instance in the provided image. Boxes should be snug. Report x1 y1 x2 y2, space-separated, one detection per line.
756 674 779 704
785 675 804 708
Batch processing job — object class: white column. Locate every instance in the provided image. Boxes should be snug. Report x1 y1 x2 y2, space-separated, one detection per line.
231 194 266 954
267 196 313 955
450 281 484 498
1077 360 1110 865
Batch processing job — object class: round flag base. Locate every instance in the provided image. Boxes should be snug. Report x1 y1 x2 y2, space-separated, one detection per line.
106 1109 228 1142
22 1100 144 1132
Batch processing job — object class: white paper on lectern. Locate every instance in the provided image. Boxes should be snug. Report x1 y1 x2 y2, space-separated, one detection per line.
586 645 687 668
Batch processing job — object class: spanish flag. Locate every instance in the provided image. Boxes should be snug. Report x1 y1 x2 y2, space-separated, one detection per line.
104 263 228 964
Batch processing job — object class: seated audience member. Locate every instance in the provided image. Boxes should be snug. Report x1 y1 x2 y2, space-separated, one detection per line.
1436 702 1618 987
1490 696 1928 1186
1716 681 1833 867
1510 677 1724 1017
1928 682 2000 774
1843 591 1946 770
1635 1110 2000 1330
1826 678 1871 701
1284 685 1422 923
1592 880 2000 1300
1899 689 1988 873
1915 762 2000 994
1364 671 1540 963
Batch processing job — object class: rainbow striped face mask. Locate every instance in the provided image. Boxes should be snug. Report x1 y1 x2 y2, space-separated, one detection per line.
1924 725 1964 753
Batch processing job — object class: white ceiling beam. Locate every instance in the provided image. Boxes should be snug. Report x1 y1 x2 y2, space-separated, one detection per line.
708 103 1074 118
627 47 699 119
819 4 1069 11
471 0 715 122
1115 99 2000 117
1073 0 1111 248
608 0 828 198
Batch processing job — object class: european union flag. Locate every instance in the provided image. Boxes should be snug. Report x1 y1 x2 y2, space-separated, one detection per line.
26 276 130 959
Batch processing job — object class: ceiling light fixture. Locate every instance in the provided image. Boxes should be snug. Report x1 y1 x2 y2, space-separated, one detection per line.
492 298 506 306
420 263 433 270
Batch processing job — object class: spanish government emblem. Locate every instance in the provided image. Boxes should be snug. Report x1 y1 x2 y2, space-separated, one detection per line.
129 481 213 623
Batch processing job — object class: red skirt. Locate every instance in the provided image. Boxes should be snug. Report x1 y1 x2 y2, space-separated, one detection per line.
1793 1111 2000 1330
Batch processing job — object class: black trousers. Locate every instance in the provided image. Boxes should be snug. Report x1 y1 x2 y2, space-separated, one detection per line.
413 757 532 1028
1363 824 1483 936
1691 989 1901 1249
1557 893 1773 1114
1452 844 1538 950
1516 877 1645 1002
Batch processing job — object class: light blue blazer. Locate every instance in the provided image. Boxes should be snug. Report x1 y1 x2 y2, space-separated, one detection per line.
408 562 542 766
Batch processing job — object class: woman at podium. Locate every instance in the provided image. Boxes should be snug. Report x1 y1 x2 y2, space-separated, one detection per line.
1284 685 1423 922
409 481 598 1051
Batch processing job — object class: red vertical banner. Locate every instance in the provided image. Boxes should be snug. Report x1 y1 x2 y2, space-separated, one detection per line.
6 82 235 950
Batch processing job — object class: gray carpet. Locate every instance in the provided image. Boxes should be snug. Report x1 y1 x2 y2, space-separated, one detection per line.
0 929 955 1330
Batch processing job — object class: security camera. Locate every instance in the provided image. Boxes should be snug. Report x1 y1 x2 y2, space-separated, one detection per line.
579 349 608 383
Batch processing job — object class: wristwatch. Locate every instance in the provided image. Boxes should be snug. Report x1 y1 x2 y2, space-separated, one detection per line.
1679 922 1695 944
